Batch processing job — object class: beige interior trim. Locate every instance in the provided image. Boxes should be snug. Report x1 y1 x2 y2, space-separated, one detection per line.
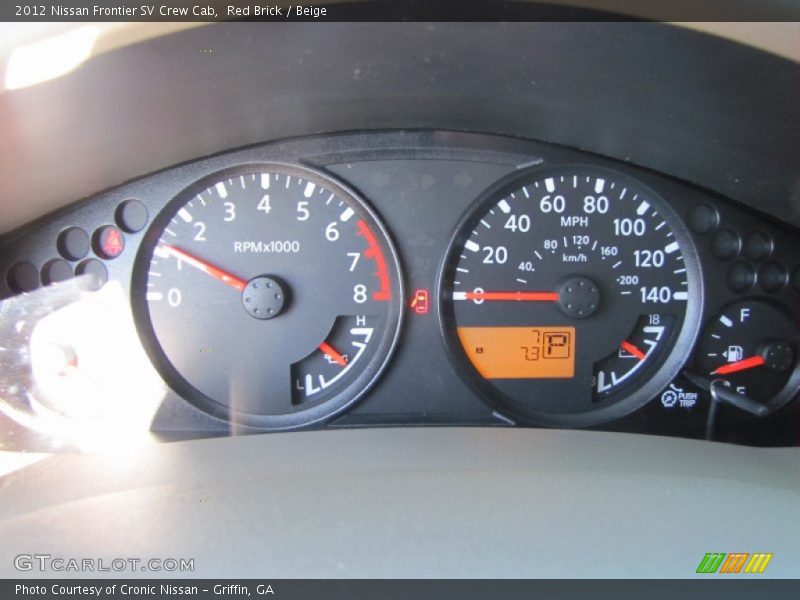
675 22 800 62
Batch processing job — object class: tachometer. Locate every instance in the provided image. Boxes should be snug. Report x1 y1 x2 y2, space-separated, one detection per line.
133 165 403 429
440 166 701 426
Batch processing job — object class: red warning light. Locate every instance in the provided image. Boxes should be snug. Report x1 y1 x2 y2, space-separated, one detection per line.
409 289 429 315
95 226 125 259
104 229 123 256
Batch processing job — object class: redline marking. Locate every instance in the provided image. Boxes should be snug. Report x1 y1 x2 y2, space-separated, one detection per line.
356 219 391 301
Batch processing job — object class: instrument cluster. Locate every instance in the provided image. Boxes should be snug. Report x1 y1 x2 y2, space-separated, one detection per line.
1 131 798 448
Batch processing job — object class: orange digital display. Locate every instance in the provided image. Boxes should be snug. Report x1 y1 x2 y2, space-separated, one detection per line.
457 326 575 379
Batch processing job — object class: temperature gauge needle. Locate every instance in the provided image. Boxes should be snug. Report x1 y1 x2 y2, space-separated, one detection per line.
160 244 247 291
620 340 647 361
319 341 348 367
463 291 559 302
711 355 766 376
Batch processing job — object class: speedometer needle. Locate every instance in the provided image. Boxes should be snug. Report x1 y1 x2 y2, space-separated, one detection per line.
160 244 247 291
463 291 559 301
711 356 765 376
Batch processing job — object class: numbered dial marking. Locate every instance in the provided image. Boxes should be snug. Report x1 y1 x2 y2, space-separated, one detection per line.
442 167 699 427
136 166 402 428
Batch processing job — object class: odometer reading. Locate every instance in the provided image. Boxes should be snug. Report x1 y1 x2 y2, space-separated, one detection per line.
134 165 403 429
457 326 575 379
441 167 700 426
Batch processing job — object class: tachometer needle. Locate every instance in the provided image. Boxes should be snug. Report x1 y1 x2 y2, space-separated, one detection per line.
319 341 348 367
160 244 247 291
711 355 766 376
620 340 647 361
463 291 559 302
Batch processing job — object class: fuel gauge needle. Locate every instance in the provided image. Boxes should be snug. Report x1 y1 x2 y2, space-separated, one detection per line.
160 244 247 291
711 355 766 376
319 341 348 367
620 340 647 361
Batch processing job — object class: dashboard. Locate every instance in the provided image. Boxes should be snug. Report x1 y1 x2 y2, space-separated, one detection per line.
0 17 799 581
1 130 798 449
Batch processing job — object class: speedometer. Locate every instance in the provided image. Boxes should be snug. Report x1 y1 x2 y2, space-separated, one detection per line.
133 164 403 430
439 166 702 427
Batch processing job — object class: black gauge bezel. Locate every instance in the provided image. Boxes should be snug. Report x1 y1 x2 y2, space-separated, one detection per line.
132 162 405 431
437 164 705 428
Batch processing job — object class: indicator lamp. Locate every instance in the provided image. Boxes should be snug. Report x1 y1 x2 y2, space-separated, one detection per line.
94 225 125 259
410 289 430 314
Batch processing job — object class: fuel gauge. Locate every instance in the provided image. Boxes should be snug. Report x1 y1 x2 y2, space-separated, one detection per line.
696 300 799 411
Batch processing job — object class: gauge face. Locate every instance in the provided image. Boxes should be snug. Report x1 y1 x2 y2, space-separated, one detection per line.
440 166 702 426
696 300 799 411
134 165 403 429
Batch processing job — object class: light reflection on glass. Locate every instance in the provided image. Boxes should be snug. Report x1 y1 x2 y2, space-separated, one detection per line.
0 277 166 452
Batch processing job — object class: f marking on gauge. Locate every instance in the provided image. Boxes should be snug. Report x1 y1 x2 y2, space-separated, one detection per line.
440 166 703 427
134 165 404 429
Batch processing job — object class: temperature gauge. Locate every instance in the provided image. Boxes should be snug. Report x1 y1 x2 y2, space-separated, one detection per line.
291 315 376 403
696 300 799 411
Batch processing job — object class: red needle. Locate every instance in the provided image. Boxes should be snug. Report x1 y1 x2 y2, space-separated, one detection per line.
711 355 766 376
319 341 347 367
160 244 247 291
620 340 647 361
465 291 559 302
